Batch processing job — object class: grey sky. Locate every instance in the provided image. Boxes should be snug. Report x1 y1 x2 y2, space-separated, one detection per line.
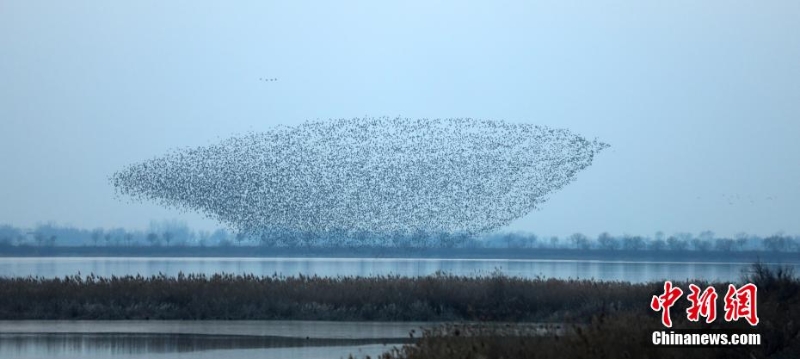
1 1 799 238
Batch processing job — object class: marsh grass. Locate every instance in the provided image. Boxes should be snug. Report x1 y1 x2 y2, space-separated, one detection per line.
2 264 797 358
1 272 657 321
374 263 800 359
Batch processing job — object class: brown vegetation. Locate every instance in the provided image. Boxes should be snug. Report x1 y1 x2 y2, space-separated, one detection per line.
375 263 799 359
1 271 659 321
1 264 796 358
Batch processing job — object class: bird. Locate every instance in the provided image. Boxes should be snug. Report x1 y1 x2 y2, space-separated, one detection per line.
111 117 608 247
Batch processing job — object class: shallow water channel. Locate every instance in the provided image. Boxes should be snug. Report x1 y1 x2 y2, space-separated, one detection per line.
0 320 427 359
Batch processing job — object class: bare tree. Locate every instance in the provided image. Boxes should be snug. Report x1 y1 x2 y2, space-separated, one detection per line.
91 229 103 246
34 232 46 246
763 234 790 252
597 232 619 250
622 235 645 251
146 233 160 246
666 236 688 251
649 237 666 251
163 231 173 246
734 232 750 251
569 233 590 250
714 238 735 252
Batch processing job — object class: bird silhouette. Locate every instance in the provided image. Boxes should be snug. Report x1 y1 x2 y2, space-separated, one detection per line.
111 117 608 246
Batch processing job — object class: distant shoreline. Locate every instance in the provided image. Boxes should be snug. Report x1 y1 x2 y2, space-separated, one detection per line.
1 246 797 263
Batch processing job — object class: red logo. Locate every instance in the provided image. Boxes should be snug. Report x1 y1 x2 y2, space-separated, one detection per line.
651 282 759 327
686 284 717 323
724 283 759 326
650 281 683 327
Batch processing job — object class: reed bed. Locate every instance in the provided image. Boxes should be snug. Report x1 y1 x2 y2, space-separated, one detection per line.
375 263 799 359
1 271 658 321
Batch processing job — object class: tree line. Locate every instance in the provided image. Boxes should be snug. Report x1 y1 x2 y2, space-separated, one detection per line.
0 222 798 252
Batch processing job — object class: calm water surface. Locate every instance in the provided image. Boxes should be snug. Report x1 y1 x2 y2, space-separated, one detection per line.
0 321 420 359
2 257 797 358
2 257 798 282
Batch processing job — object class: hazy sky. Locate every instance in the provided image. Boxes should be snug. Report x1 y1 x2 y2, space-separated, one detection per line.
1 1 799 238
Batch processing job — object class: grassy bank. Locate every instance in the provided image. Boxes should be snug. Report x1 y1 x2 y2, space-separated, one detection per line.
1 265 798 357
0 265 794 324
378 264 800 359
1 271 662 321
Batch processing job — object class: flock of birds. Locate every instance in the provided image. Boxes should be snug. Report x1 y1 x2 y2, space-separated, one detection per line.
112 117 608 245
259 77 278 82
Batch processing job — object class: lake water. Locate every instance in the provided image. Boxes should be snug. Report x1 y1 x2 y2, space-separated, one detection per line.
0 321 421 359
2 257 797 358
2 257 798 282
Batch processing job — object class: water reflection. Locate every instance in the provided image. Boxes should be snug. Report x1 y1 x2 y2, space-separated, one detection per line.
0 321 416 359
0 320 429 340
0 257 798 282
0 333 378 354
0 334 398 359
